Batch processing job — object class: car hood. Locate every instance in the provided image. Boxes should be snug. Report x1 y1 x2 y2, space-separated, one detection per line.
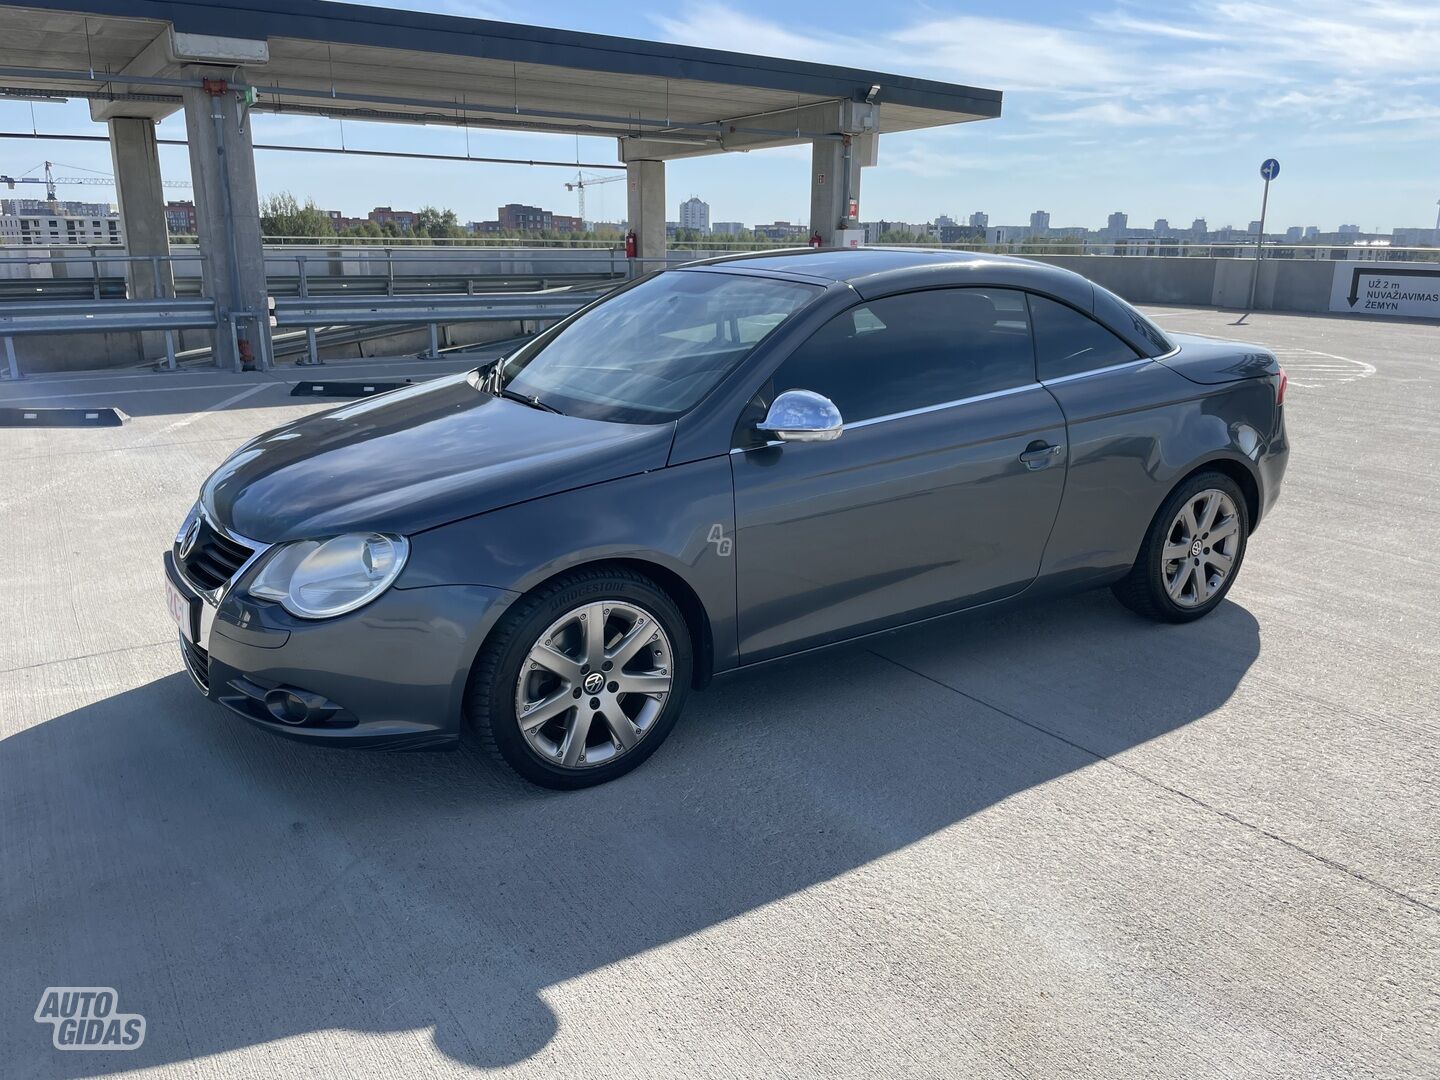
202 373 674 543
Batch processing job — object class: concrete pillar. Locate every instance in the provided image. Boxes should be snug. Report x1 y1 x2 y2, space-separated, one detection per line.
625 159 666 271
108 117 173 301
180 75 269 370
108 116 173 364
809 138 863 247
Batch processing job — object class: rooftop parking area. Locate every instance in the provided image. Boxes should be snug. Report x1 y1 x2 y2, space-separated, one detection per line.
0 308 1436 1077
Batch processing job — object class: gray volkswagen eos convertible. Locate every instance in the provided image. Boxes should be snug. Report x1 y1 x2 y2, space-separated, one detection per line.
164 249 1288 788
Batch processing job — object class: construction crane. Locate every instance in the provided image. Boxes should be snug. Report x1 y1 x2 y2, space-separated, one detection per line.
563 171 623 223
0 160 190 201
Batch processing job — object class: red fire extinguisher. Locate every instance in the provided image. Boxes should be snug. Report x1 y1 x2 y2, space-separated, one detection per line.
809 231 823 248
624 229 638 259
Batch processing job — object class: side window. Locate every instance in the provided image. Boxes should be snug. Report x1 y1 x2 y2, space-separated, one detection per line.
769 288 1035 424
1028 294 1141 380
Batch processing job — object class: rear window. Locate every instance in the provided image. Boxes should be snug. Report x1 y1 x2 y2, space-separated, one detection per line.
1028 295 1141 381
1093 283 1174 356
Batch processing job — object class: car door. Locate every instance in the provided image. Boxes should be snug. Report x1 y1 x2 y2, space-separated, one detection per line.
730 286 1069 662
1024 292 1174 586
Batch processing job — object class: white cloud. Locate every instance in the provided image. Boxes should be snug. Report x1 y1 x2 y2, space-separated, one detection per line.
650 5 841 64
1089 13 1228 41
1042 100 1227 127
884 143 1050 179
1206 0 1440 74
885 17 1134 93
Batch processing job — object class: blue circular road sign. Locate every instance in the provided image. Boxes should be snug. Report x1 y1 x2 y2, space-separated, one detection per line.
1260 158 1281 181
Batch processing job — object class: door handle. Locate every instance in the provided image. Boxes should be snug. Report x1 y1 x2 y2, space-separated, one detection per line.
1019 442 1063 469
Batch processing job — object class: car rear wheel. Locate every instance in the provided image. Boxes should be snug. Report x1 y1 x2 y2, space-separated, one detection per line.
466 567 692 788
1112 471 1250 623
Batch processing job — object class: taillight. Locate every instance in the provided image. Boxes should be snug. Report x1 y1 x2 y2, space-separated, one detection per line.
1276 366 1288 405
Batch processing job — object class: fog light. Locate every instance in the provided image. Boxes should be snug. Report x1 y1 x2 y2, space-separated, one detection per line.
265 689 314 725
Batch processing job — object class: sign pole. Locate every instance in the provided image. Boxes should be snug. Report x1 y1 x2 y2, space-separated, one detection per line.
1248 158 1280 311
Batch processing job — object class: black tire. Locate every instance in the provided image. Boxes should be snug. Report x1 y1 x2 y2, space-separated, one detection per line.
1111 470 1250 623
466 566 692 789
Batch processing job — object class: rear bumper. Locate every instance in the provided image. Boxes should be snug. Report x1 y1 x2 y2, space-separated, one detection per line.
1256 409 1290 527
165 551 516 749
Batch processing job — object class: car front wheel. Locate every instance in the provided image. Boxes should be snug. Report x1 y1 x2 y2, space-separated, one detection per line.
467 567 692 788
1112 471 1250 623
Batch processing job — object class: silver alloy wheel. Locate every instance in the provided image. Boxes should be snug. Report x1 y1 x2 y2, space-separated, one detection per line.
514 600 673 769
1162 488 1241 608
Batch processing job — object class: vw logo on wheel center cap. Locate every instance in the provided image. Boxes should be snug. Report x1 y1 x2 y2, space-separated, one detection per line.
583 672 605 694
1190 539 1204 557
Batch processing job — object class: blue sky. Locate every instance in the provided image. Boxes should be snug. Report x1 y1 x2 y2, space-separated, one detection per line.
2 0 1436 231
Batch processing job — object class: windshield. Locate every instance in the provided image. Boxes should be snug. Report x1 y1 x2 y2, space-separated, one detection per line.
495 270 821 423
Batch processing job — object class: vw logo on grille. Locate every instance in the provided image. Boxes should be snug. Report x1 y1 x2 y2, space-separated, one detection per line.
583 672 605 695
178 518 201 559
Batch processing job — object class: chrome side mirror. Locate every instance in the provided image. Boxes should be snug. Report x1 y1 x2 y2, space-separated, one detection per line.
757 389 844 443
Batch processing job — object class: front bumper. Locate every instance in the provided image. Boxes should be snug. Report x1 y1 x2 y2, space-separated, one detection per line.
164 551 516 749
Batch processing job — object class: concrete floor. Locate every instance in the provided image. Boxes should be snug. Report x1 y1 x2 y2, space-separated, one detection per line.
0 310 1436 1078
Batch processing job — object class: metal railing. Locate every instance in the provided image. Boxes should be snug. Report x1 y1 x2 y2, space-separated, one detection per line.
0 248 204 300
271 288 606 365
869 240 1440 263
8 235 1438 258
263 248 629 299
0 245 644 302
0 296 219 379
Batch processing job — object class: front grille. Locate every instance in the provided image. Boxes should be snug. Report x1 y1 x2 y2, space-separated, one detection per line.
179 634 210 694
179 518 254 593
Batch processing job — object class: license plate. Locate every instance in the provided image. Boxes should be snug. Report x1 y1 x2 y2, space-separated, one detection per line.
166 577 195 642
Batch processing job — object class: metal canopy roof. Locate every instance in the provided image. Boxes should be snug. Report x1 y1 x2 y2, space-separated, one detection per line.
0 0 1001 152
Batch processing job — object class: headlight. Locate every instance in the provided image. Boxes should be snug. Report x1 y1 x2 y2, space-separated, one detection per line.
249 533 409 619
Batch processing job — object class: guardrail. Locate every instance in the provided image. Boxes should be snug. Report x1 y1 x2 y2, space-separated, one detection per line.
270 289 604 364
0 246 637 304
265 250 628 301
0 296 280 379
0 297 216 335
0 249 205 301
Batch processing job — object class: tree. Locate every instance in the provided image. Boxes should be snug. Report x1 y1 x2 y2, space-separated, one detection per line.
259 192 335 240
415 205 466 240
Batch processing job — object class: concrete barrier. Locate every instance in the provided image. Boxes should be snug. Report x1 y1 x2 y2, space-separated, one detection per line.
1035 253 1435 316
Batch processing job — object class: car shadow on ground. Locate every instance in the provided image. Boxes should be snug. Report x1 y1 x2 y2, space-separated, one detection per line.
0 590 1259 1074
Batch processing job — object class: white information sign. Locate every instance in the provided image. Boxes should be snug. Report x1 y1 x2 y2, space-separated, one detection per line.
1330 262 1440 318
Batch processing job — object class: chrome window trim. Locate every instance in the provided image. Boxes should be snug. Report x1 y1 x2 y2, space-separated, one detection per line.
845 381 1042 431
730 381 1045 453
1040 357 1155 386
730 439 784 454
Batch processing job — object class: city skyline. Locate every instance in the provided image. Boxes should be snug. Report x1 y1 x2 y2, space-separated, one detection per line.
0 0 1434 230
5 190 1429 247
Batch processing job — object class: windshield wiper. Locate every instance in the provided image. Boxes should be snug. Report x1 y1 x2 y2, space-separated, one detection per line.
500 385 563 415
482 355 562 415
